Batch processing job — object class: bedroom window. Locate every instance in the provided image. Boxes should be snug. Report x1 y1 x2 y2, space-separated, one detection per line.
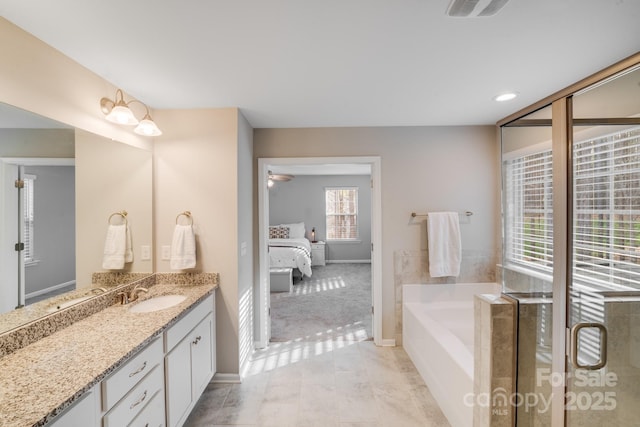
325 187 358 240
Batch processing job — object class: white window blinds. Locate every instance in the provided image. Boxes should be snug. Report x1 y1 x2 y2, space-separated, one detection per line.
504 126 640 291
573 127 640 290
23 174 36 264
325 187 358 240
504 149 554 271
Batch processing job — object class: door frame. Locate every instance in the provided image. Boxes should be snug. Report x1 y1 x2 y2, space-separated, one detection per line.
0 157 75 311
256 156 382 348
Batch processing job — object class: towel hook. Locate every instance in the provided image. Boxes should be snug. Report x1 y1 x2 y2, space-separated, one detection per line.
176 211 193 225
108 210 128 225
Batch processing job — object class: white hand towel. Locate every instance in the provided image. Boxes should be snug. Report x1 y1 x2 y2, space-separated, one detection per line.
125 224 133 263
102 224 127 270
170 224 196 270
427 212 462 277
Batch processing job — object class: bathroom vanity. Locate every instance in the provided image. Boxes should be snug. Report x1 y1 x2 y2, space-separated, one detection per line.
0 273 218 427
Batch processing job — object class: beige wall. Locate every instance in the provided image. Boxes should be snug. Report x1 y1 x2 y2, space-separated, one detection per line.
0 17 151 151
254 125 500 340
1 18 156 289
237 112 254 372
75 129 153 287
154 108 251 376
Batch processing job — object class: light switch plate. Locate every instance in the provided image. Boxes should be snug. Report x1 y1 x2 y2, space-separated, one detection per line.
161 245 171 260
141 245 151 260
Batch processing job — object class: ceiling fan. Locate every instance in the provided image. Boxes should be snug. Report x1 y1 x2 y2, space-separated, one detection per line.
446 0 509 17
267 171 294 187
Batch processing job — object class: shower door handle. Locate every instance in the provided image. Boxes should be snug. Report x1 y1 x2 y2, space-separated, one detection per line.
569 322 608 370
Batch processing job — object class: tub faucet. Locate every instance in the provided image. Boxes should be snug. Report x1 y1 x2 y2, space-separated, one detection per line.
91 287 108 294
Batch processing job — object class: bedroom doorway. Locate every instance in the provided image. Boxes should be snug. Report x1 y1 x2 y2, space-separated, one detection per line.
257 156 382 348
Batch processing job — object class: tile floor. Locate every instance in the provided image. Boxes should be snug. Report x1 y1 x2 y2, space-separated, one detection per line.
185 340 451 427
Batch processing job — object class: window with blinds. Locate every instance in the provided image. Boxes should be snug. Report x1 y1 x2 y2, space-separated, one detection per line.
504 126 640 291
573 127 640 290
23 174 36 264
504 149 554 272
325 187 358 240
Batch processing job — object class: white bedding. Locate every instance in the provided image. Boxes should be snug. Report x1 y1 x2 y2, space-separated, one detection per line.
269 238 313 277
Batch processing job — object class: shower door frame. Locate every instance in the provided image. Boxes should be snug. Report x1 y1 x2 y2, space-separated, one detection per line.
498 52 640 427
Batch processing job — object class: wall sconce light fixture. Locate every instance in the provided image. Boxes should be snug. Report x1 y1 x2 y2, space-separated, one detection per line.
100 89 162 136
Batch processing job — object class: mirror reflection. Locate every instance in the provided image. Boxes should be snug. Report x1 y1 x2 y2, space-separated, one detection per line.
0 103 153 334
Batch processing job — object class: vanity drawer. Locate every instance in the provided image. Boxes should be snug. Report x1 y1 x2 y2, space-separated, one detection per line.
102 337 163 410
103 364 163 427
128 387 165 427
164 294 213 351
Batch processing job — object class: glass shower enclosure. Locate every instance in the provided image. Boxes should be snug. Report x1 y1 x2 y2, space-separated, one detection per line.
500 56 640 426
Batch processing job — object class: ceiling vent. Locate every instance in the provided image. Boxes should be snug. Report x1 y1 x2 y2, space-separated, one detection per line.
446 0 509 17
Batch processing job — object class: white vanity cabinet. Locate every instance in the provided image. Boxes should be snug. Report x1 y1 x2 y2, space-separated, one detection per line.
101 337 164 427
165 294 216 427
47 385 99 427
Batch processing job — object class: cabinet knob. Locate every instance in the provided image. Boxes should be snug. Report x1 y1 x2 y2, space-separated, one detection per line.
192 335 202 345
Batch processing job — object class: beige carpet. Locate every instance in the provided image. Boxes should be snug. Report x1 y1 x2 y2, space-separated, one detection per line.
270 263 372 342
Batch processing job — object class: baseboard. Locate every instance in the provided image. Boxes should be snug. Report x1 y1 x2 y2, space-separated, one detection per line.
25 280 76 298
212 373 241 384
326 260 372 264
381 339 396 347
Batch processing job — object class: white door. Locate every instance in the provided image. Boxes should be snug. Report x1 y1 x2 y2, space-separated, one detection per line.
0 162 21 313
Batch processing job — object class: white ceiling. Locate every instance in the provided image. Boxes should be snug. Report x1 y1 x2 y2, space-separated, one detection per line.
1 0 639 129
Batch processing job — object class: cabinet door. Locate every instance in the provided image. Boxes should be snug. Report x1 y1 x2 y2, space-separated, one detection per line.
165 338 192 427
48 387 97 427
190 315 214 398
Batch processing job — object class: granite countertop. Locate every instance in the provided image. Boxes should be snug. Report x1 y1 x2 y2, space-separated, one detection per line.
0 281 217 427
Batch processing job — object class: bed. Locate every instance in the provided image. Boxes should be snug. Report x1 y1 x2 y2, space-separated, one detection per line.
268 222 313 278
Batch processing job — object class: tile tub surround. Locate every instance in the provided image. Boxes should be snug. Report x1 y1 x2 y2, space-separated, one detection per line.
0 278 218 427
393 249 496 345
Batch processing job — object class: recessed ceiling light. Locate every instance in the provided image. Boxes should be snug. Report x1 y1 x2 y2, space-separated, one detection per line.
494 92 518 102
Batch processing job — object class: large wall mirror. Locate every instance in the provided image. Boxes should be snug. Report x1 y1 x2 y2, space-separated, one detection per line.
0 102 153 333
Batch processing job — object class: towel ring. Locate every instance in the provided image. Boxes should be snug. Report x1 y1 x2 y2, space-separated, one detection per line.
108 210 128 225
176 211 193 225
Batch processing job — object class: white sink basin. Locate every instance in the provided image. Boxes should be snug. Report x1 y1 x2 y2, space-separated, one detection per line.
46 296 92 313
129 295 186 313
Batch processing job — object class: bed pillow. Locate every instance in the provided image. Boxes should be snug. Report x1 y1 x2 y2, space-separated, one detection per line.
269 226 289 239
280 222 305 239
